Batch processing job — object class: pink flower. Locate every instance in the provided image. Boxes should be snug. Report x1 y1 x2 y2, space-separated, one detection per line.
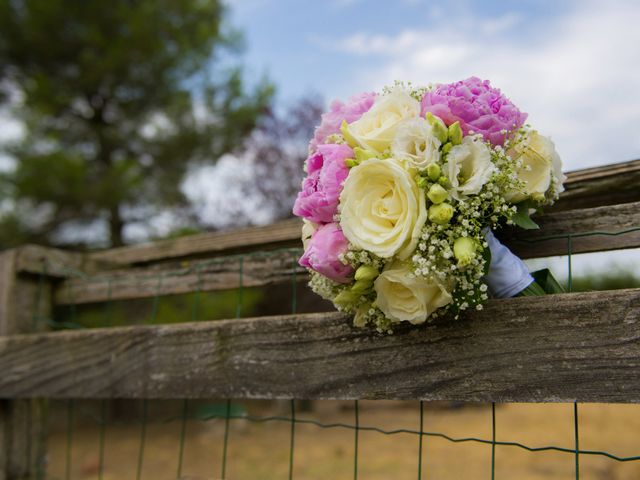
299 223 353 283
309 92 376 152
421 77 527 146
292 144 352 224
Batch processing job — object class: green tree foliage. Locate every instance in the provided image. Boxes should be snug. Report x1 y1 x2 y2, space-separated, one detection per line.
0 0 273 248
570 269 640 292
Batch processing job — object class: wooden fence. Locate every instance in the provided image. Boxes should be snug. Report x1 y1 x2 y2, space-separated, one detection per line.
0 159 639 478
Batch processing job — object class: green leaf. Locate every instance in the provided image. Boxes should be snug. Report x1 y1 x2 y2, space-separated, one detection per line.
531 269 566 294
481 242 492 276
516 269 566 296
512 201 540 230
516 281 546 297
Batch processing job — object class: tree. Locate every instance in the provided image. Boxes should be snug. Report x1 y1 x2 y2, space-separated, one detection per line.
249 96 324 222
0 0 273 248
186 95 323 230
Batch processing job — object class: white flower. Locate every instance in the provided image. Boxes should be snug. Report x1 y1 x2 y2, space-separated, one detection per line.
339 158 427 259
391 117 441 169
342 89 421 153
374 262 452 324
446 136 495 199
506 129 565 203
301 219 317 250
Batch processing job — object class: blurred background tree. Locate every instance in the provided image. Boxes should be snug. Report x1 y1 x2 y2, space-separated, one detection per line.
0 0 273 248
184 95 323 230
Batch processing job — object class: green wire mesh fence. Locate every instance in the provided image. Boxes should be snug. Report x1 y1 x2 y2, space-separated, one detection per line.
22 226 640 479
44 399 640 479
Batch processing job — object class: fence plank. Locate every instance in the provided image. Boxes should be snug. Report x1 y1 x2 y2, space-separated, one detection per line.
2 288 640 402
87 159 640 267
54 249 305 305
498 200 640 259
558 158 640 211
0 251 49 479
90 218 301 266
15 244 109 278
53 200 640 306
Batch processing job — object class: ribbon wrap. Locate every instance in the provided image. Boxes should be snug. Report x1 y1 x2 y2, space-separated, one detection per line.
483 230 534 298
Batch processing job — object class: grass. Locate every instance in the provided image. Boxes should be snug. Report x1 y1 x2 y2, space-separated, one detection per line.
45 400 640 480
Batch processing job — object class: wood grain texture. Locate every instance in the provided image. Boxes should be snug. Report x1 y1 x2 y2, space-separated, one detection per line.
87 160 640 267
557 158 640 211
2 289 640 402
498 200 640 259
0 251 48 479
54 200 640 306
55 249 305 305
15 244 109 278
90 218 301 266
54 249 307 305
0 252 18 336
0 252 11 480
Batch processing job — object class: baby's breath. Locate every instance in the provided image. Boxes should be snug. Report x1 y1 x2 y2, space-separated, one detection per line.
301 87 561 333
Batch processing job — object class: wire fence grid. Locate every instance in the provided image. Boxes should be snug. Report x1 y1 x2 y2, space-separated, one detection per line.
23 226 640 479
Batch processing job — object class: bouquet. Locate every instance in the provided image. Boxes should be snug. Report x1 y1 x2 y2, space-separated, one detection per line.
293 77 565 332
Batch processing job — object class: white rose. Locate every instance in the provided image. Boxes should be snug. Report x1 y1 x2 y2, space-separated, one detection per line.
301 219 317 250
342 89 421 153
374 262 452 324
391 117 442 169
506 130 565 203
339 158 427 259
549 138 566 197
446 135 495 199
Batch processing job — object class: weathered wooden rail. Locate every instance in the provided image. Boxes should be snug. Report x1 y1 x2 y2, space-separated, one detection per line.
2 289 640 402
52 200 640 306
1 159 640 478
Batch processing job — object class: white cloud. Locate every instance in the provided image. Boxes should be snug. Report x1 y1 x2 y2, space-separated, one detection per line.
318 0 640 171
0 107 24 144
0 107 23 172
182 154 276 229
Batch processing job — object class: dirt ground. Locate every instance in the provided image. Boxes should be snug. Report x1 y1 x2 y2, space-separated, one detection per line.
45 401 640 480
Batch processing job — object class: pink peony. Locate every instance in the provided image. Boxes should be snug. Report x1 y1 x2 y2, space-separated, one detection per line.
421 77 527 146
309 92 376 152
292 143 352 224
299 223 353 283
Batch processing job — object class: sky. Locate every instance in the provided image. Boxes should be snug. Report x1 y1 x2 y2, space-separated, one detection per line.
1 0 639 269
227 0 640 171
186 0 640 277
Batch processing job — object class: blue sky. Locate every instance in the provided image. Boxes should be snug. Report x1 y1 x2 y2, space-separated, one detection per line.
184 0 640 276
1 0 638 261
228 0 640 171
230 0 568 100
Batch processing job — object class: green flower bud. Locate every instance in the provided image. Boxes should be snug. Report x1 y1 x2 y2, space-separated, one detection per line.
351 279 373 293
531 192 546 203
427 184 448 204
333 289 360 308
442 142 453 154
428 202 454 225
425 112 448 143
426 163 441 181
344 158 358 168
340 120 359 148
416 176 429 189
438 176 450 187
453 237 478 266
354 265 379 281
354 147 377 163
448 121 463 145
353 303 371 327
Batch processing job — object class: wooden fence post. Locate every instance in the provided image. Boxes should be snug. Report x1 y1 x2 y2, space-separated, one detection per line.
0 250 50 480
